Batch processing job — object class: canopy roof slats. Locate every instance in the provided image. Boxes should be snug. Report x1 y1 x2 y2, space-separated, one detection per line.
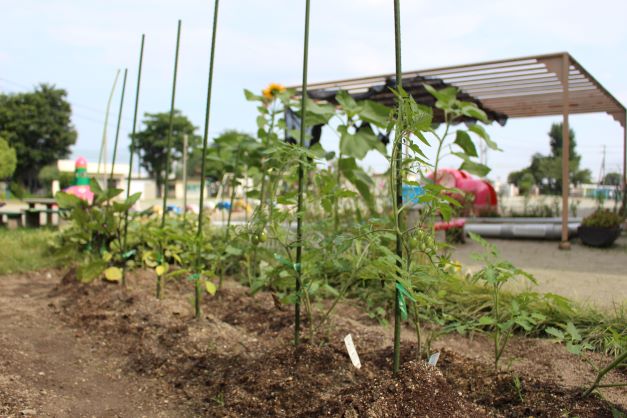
296 52 625 128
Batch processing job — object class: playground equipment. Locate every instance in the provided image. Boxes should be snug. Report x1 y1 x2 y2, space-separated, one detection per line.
425 169 581 240
429 168 498 215
64 157 94 203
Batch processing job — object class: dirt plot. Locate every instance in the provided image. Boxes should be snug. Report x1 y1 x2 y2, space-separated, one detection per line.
0 269 625 417
453 235 627 309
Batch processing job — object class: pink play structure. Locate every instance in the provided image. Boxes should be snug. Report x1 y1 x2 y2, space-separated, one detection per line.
429 168 497 214
64 157 94 203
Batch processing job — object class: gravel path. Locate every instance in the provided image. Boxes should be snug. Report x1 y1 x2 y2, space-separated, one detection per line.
453 234 627 309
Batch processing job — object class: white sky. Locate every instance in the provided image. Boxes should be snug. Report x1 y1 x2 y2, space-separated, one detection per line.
1 0 626 182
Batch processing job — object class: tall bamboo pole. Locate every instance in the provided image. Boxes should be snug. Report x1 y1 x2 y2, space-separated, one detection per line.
392 0 403 374
110 68 128 183
157 19 182 299
294 0 311 347
97 70 120 188
182 134 188 215
194 0 221 319
122 34 146 287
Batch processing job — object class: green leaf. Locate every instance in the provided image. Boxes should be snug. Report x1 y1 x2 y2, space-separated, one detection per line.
55 191 83 209
459 102 488 123
479 316 496 325
336 90 360 116
244 89 263 102
358 100 392 128
103 266 123 282
545 327 565 340
338 124 385 160
460 159 490 177
565 322 582 341
467 124 499 151
155 264 168 276
205 280 217 296
454 130 478 157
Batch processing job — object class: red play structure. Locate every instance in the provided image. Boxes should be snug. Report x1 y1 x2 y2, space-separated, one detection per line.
429 168 498 215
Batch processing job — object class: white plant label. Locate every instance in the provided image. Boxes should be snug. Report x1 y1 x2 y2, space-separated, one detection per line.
428 351 440 367
344 334 361 369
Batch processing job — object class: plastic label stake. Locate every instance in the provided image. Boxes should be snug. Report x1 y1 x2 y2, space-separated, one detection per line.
344 334 361 369
428 351 441 367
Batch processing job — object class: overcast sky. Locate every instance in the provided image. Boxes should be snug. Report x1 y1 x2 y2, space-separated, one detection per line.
1 0 626 182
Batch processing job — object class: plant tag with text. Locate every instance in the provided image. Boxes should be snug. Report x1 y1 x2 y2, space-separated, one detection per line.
428 351 440 367
344 334 361 369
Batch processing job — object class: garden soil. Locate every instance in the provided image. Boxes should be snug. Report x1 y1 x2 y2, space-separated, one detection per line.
0 269 625 417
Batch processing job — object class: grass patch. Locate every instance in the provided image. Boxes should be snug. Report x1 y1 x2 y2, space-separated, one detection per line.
0 228 64 275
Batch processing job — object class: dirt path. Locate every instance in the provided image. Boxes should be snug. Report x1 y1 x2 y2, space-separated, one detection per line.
0 270 186 418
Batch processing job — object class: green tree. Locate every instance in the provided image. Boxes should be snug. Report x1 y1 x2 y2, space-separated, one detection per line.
0 84 77 190
130 110 201 197
38 164 74 195
507 123 591 194
602 172 622 186
517 172 536 195
0 137 17 179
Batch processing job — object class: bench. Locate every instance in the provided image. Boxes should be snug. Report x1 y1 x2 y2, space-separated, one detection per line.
0 211 23 229
23 208 61 228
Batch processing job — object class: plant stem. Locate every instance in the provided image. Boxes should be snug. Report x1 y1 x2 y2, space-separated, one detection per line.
494 284 500 371
295 0 311 347
333 151 343 234
583 350 627 397
109 68 128 183
392 0 403 375
157 19 182 300
193 0 220 319
121 34 145 287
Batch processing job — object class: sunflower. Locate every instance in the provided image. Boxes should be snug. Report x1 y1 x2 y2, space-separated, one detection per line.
262 83 286 99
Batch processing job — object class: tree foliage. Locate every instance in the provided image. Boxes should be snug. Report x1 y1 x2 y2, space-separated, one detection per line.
0 84 77 189
602 172 622 186
0 136 17 179
130 110 201 195
508 123 591 194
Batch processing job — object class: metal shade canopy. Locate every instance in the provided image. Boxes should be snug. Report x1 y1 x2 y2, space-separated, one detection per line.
291 52 627 247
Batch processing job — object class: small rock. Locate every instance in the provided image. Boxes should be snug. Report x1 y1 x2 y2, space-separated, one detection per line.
20 409 37 416
38 372 45 376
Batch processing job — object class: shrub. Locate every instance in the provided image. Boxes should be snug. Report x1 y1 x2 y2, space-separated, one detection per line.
581 209 623 228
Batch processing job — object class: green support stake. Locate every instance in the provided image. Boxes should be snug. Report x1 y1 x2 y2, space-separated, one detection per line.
392 0 403 375
122 35 146 287
194 0 221 319
110 68 128 182
157 19 182 299
294 0 311 347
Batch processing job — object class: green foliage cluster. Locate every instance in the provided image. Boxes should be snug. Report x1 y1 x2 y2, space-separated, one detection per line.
0 84 77 191
130 110 201 195
581 208 624 228
0 137 17 179
508 123 592 194
52 86 626 388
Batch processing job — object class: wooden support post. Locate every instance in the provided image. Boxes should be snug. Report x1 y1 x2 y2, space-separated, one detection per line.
559 53 571 250
623 120 626 216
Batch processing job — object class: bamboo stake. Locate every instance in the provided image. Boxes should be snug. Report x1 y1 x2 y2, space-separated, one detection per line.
294 0 311 347
121 34 146 287
110 68 128 183
97 70 120 188
157 19 182 299
392 0 403 374
194 0 221 319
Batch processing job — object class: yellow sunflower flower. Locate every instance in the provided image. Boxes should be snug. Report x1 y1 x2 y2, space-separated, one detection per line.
262 83 286 99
